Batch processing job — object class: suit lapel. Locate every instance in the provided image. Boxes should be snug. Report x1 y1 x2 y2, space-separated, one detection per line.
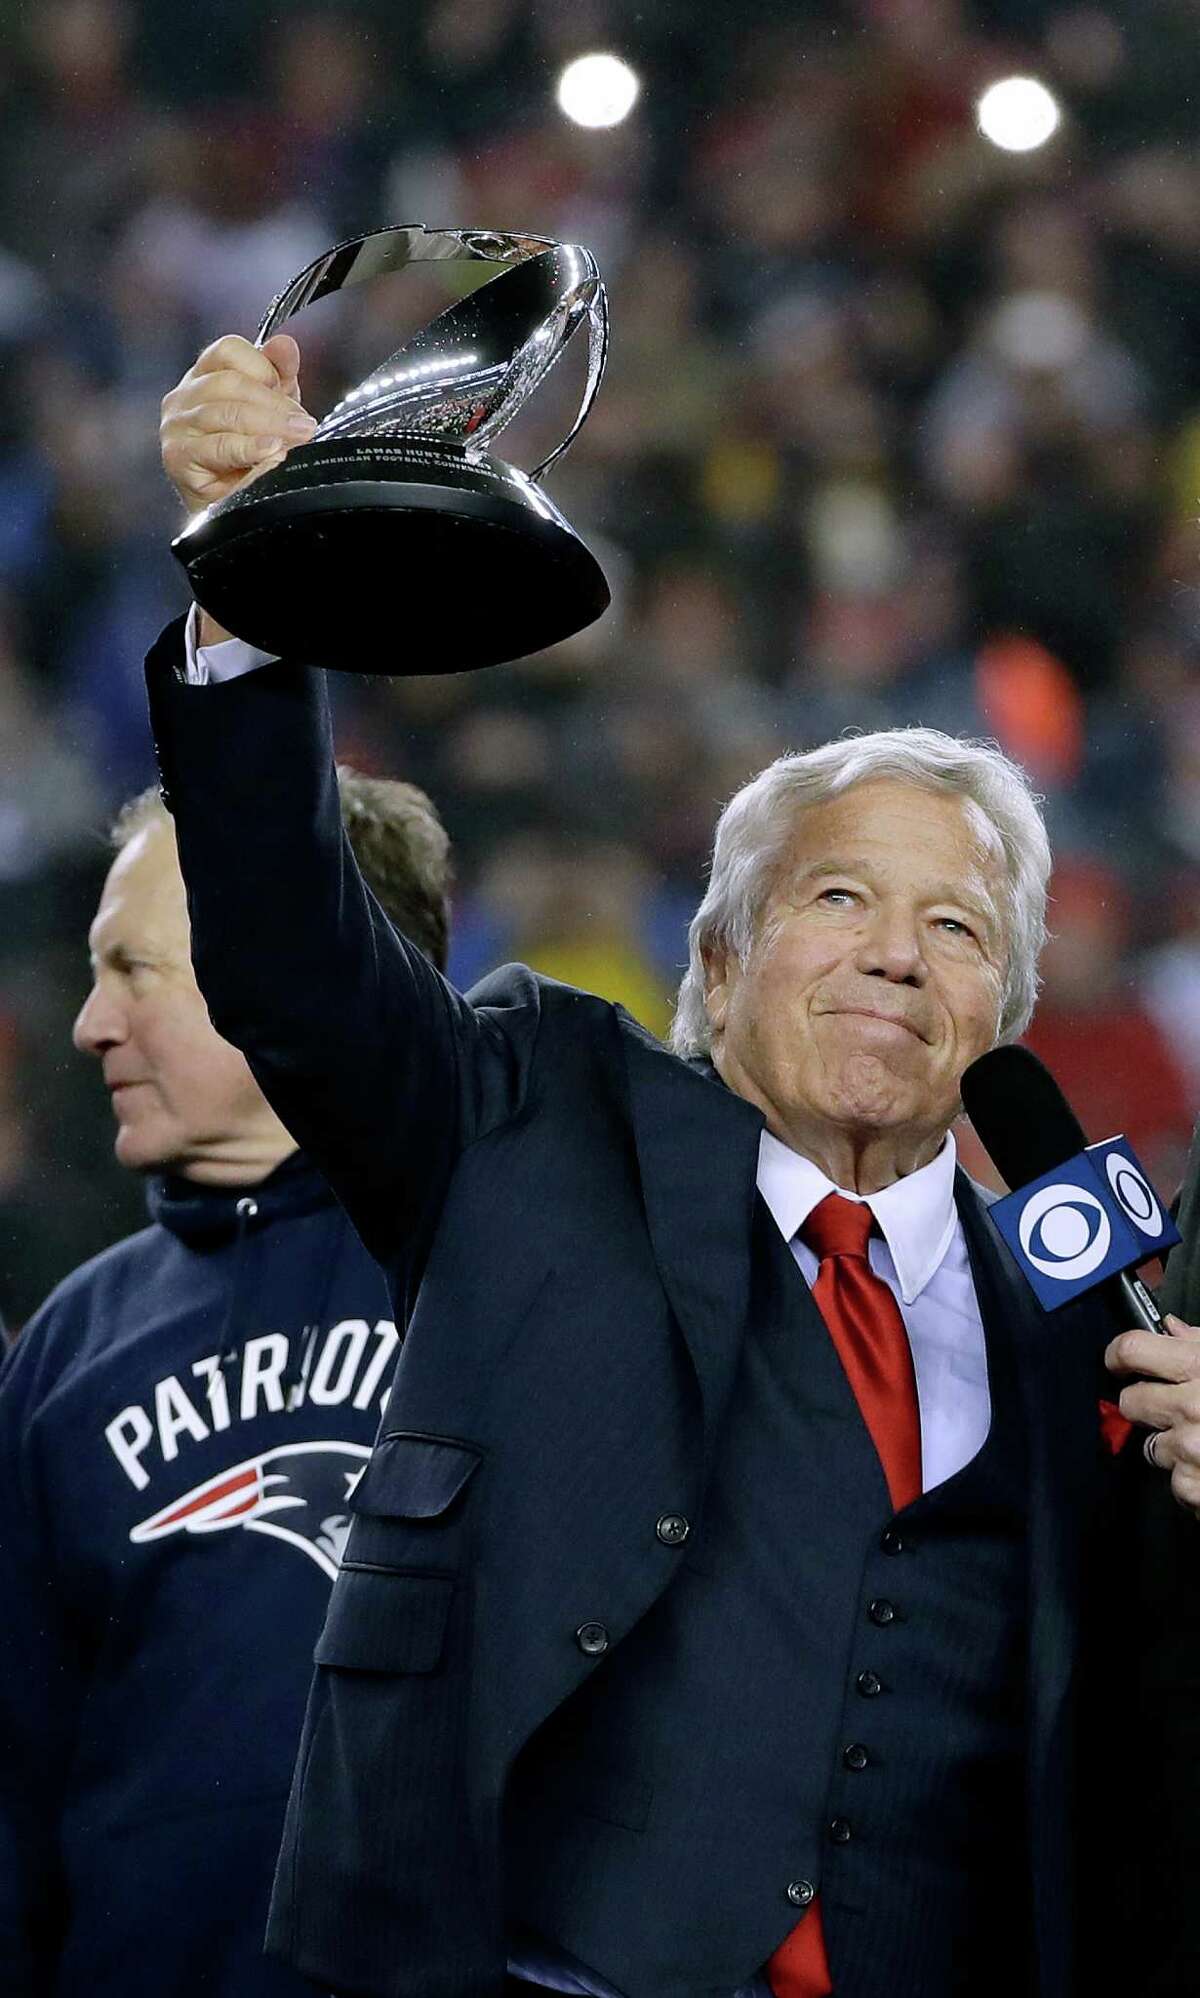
957 1168 1107 1984
620 1023 763 1463
956 1172 1081 1693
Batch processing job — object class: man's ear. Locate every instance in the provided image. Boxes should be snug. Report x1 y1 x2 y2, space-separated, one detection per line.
702 942 735 1038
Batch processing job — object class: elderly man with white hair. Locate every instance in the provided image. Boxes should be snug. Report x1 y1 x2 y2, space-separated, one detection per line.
143 334 1144 1998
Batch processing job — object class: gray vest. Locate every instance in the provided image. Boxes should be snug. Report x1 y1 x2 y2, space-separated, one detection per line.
505 1196 1032 1998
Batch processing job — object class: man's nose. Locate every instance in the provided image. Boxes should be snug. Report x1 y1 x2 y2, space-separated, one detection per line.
73 983 125 1056
855 905 926 985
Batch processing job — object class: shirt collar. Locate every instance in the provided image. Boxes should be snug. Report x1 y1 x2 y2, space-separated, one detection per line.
756 1127 960 1306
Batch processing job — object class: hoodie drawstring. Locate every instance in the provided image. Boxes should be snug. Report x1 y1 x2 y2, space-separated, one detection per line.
206 1195 258 1401
283 1322 319 1413
281 1221 344 1412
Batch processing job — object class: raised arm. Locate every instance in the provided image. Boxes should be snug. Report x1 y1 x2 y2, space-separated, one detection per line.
148 338 535 1281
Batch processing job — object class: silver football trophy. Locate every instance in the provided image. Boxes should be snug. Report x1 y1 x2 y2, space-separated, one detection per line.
172 225 610 672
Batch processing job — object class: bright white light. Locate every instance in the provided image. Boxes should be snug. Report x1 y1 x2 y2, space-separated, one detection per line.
556 52 640 130
976 76 1061 153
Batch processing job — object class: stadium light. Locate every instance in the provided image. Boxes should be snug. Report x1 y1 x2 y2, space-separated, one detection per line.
975 76 1062 153
556 53 640 130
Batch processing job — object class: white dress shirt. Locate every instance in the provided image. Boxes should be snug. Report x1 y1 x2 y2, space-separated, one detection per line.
184 602 275 683
757 1127 991 1492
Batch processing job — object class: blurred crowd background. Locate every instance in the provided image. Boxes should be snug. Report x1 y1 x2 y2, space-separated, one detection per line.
1 0 1199 1326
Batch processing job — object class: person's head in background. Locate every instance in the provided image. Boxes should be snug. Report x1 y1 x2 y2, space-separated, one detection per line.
73 771 451 1185
1035 857 1129 1014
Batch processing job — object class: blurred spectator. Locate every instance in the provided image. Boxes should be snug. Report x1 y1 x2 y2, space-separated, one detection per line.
1142 870 1200 1105
452 831 674 1038
0 605 104 878
0 0 1198 1306
1024 858 1196 1192
0 1 160 281
116 113 330 345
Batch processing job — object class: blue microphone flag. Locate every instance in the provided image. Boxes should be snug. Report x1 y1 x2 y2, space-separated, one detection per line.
989 1137 1180 1312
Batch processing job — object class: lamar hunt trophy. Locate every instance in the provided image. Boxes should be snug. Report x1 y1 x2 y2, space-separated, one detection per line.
172 224 610 672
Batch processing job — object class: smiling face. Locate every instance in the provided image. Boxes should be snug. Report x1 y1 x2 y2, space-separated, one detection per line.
704 777 1008 1190
73 817 294 1183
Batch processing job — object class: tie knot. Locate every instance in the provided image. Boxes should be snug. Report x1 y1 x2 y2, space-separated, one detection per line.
799 1191 874 1263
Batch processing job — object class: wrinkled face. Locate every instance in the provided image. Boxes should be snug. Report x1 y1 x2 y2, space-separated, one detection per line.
704 779 1008 1161
73 819 282 1177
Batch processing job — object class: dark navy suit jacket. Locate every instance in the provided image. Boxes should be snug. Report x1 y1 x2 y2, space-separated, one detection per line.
145 624 1132 1998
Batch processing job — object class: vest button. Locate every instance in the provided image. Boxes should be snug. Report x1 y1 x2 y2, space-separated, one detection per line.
656 1513 690 1546
843 1742 869 1771
856 1669 883 1698
869 1598 897 1626
575 1621 610 1656
880 1527 905 1555
828 1818 853 1845
786 1879 816 1909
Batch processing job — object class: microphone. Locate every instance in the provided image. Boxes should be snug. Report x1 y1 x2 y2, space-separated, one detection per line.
960 1045 1172 1335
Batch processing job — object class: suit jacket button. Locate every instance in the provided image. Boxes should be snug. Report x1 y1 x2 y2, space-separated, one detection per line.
656 1513 690 1546
856 1670 883 1697
828 1819 853 1845
576 1621 610 1656
869 1598 897 1626
786 1879 816 1909
843 1743 869 1771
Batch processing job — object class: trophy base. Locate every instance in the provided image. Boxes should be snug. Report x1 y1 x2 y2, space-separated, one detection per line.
171 439 610 673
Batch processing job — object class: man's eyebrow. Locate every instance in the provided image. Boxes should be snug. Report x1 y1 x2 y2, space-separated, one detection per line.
788 855 878 883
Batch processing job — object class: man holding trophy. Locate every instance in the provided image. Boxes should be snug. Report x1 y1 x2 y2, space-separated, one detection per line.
147 229 1200 1998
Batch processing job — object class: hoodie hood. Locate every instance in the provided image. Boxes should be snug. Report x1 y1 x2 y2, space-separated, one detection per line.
146 1150 342 1389
145 1148 335 1249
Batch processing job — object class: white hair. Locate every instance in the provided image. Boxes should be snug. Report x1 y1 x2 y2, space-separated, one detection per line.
669 727 1051 1059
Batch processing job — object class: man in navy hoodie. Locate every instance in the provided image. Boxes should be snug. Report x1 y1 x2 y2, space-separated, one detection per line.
0 772 451 1997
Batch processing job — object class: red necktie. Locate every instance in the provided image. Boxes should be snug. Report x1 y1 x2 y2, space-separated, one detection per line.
765 1192 923 1998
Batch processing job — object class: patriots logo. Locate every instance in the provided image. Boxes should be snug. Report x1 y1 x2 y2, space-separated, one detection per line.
130 1440 371 1581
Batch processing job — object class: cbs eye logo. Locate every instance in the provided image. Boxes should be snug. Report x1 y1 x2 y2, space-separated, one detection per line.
1104 1152 1163 1237
1017 1184 1111 1281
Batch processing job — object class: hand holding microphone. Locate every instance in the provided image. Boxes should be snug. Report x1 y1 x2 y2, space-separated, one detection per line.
1106 1314 1200 1505
961 1046 1200 1511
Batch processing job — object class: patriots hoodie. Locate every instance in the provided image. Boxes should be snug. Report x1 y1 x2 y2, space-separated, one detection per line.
0 1150 400 1997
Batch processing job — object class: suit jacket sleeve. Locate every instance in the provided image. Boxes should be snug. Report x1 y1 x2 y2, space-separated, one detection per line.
144 617 533 1280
